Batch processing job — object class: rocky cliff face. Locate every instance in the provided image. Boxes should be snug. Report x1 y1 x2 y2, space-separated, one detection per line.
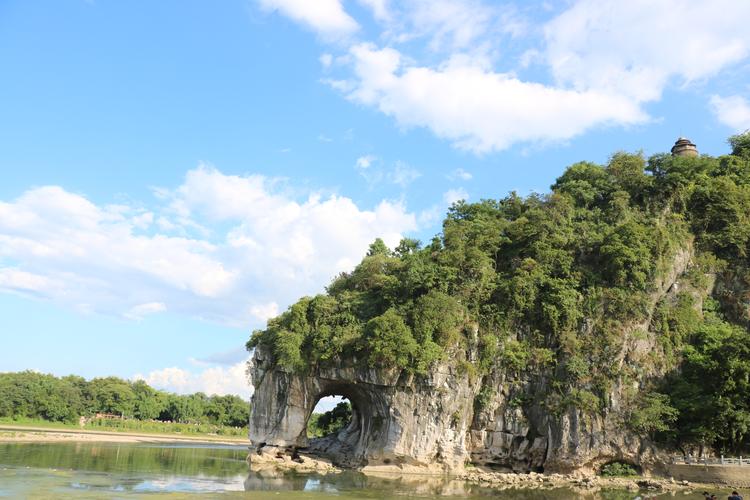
248 247 693 474
249 347 474 470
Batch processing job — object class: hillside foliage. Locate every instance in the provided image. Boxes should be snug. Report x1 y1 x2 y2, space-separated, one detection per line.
248 133 750 453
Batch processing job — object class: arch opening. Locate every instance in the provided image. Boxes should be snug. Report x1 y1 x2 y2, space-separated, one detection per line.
306 396 352 440
298 382 390 468
303 392 362 467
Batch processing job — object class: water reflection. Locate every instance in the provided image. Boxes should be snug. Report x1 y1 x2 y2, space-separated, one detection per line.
0 442 251 495
0 443 689 498
134 475 246 492
242 468 593 498
0 441 249 477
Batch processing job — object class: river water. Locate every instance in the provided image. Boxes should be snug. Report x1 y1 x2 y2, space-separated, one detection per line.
0 442 680 498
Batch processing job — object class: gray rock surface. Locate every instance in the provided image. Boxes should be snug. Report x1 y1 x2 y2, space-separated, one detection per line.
248 246 694 473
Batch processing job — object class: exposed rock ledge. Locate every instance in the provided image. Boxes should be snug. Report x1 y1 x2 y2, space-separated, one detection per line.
249 346 660 474
248 246 693 475
247 451 705 494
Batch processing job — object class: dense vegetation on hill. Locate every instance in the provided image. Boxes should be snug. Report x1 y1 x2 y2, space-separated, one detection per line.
249 133 750 454
0 371 249 428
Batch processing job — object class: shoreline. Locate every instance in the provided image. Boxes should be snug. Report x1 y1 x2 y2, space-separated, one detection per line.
249 451 732 493
1 430 739 494
0 424 249 446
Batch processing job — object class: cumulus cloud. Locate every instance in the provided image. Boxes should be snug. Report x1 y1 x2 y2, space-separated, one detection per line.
710 95 750 131
134 359 251 398
256 0 359 39
544 0 750 103
0 166 417 326
304 0 750 152
340 43 645 153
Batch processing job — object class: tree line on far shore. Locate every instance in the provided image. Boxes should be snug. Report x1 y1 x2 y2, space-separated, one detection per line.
0 370 249 428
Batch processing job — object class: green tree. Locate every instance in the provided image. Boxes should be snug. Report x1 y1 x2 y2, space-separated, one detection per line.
363 309 417 369
132 380 166 420
86 377 136 417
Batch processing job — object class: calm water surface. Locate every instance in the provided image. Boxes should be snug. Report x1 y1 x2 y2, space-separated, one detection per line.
0 442 693 499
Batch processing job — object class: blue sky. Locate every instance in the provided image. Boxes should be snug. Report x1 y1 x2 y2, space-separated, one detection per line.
1 0 749 401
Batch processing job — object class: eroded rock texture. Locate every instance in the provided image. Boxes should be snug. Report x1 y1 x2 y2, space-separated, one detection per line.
249 349 473 470
248 247 693 473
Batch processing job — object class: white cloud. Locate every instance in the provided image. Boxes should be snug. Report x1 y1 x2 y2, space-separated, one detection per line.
443 188 469 205
319 53 333 68
357 0 390 22
250 302 279 322
355 154 376 169
544 0 750 102
340 43 645 153
252 0 750 153
320 77 354 93
354 156 420 188
257 0 359 39
305 0 750 152
367 0 523 58
0 186 234 306
0 268 61 297
448 168 472 181
0 166 417 326
399 0 506 53
134 359 251 398
710 95 750 131
125 302 167 320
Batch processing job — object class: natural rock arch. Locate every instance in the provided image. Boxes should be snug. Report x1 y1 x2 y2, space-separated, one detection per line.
249 348 401 468
302 383 390 467
248 337 671 473
249 345 483 471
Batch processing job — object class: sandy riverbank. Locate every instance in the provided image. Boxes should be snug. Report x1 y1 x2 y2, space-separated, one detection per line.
0 425 249 446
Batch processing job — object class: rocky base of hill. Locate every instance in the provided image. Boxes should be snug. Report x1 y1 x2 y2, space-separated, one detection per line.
247 448 718 494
